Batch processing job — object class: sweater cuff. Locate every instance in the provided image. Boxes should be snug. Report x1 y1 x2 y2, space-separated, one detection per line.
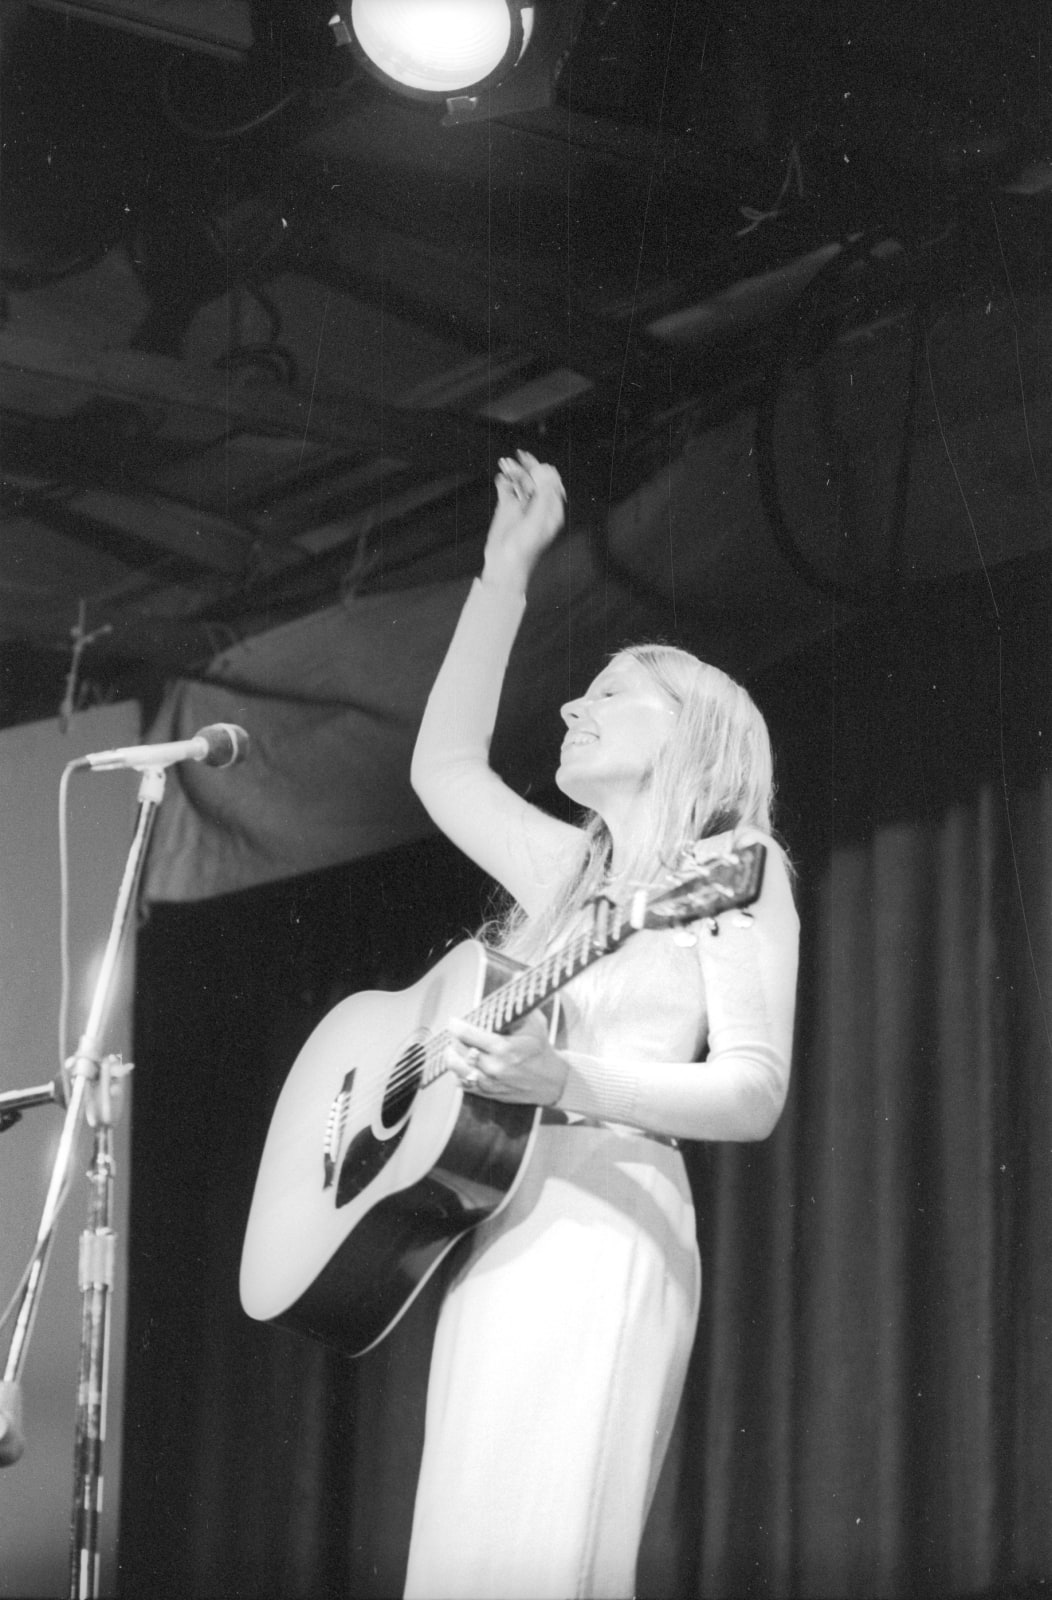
556 1052 641 1126
472 573 528 609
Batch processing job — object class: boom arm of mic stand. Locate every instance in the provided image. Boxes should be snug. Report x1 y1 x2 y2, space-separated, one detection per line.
0 765 165 1598
0 1080 64 1132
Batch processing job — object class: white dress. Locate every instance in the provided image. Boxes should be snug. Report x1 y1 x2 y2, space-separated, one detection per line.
403 936 706 1600
403 577 798 1599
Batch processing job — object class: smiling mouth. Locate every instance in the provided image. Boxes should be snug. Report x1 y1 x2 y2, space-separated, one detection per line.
562 733 598 750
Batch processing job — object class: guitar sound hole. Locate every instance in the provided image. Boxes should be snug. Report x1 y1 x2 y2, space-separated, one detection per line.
381 1042 425 1131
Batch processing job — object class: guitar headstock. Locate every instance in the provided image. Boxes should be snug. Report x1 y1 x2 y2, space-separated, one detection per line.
638 842 767 931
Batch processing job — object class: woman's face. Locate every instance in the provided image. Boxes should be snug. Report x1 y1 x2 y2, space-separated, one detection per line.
556 654 679 809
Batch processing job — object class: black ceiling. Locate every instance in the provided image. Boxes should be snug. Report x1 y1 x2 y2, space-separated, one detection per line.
1 0 1050 719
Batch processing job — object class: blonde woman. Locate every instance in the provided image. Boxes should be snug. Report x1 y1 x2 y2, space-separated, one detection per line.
404 453 800 1600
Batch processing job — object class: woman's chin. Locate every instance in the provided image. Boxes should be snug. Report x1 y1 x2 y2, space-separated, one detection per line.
555 765 593 807
556 759 656 815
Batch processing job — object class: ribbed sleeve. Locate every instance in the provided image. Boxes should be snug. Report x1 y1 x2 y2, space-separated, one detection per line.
557 1053 643 1125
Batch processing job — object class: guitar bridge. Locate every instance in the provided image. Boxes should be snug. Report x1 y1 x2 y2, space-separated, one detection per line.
322 1071 355 1190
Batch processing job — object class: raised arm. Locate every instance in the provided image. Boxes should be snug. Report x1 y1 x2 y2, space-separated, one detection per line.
411 455 583 914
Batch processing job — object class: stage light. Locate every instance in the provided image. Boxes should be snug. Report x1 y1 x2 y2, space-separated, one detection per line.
338 1 535 100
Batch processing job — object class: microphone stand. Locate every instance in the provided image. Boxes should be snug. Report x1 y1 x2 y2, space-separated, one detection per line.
1 763 165 1600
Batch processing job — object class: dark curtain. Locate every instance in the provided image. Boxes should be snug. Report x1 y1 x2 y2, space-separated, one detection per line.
119 551 1051 1600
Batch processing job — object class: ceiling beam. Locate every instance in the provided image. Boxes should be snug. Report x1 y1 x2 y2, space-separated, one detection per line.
0 330 511 466
4 474 265 574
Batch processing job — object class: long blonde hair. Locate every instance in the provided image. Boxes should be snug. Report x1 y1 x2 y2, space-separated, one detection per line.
491 643 777 962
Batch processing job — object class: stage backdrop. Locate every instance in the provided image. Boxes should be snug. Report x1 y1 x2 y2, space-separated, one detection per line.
138 531 673 904
117 550 1051 1599
0 701 140 1599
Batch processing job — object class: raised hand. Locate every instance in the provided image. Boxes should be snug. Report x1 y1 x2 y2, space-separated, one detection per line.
482 450 566 591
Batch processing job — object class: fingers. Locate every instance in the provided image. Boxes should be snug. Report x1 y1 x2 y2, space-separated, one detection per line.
459 1045 486 1094
495 451 565 504
447 1019 501 1095
447 1019 532 1098
517 450 565 496
449 1017 497 1052
495 455 532 505
447 1015 566 1107
448 1038 485 1092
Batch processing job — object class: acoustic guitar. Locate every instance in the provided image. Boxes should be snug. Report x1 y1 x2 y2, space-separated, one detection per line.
239 842 765 1357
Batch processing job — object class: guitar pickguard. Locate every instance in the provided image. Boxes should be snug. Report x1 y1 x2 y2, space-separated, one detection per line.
334 1120 409 1209
331 1033 428 1208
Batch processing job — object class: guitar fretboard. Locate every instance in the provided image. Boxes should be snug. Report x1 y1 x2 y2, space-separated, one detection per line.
420 896 633 1087
476 897 633 1034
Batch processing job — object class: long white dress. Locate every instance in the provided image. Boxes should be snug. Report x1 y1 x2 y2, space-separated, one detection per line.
403 579 798 1600
404 941 705 1600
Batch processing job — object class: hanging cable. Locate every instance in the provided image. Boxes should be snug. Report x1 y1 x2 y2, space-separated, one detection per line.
883 301 926 599
158 53 303 142
753 232 914 607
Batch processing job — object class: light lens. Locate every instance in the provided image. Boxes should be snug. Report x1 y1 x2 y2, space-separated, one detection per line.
350 1 531 95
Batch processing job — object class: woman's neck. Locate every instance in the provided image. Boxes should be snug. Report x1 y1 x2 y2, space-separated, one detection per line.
601 799 666 885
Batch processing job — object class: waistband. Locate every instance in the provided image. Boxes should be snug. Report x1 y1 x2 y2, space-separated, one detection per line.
540 1105 679 1149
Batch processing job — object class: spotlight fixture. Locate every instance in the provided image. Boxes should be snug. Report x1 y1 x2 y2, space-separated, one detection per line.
340 0 533 97
330 1 584 125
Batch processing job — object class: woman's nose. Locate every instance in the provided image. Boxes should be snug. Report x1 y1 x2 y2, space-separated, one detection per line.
561 696 583 727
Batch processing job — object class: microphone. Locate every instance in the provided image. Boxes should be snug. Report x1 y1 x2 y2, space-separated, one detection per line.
0 1381 24 1467
80 723 250 773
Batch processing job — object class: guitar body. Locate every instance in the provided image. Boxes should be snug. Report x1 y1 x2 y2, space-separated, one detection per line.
239 940 551 1357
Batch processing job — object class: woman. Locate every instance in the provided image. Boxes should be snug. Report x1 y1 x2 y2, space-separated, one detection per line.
403 453 799 1600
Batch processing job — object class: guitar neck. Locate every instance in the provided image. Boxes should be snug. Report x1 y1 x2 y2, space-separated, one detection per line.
469 898 638 1038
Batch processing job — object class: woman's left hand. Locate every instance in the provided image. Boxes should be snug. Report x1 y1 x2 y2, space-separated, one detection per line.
447 1014 569 1106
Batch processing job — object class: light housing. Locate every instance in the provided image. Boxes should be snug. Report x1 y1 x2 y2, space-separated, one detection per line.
342 0 535 101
